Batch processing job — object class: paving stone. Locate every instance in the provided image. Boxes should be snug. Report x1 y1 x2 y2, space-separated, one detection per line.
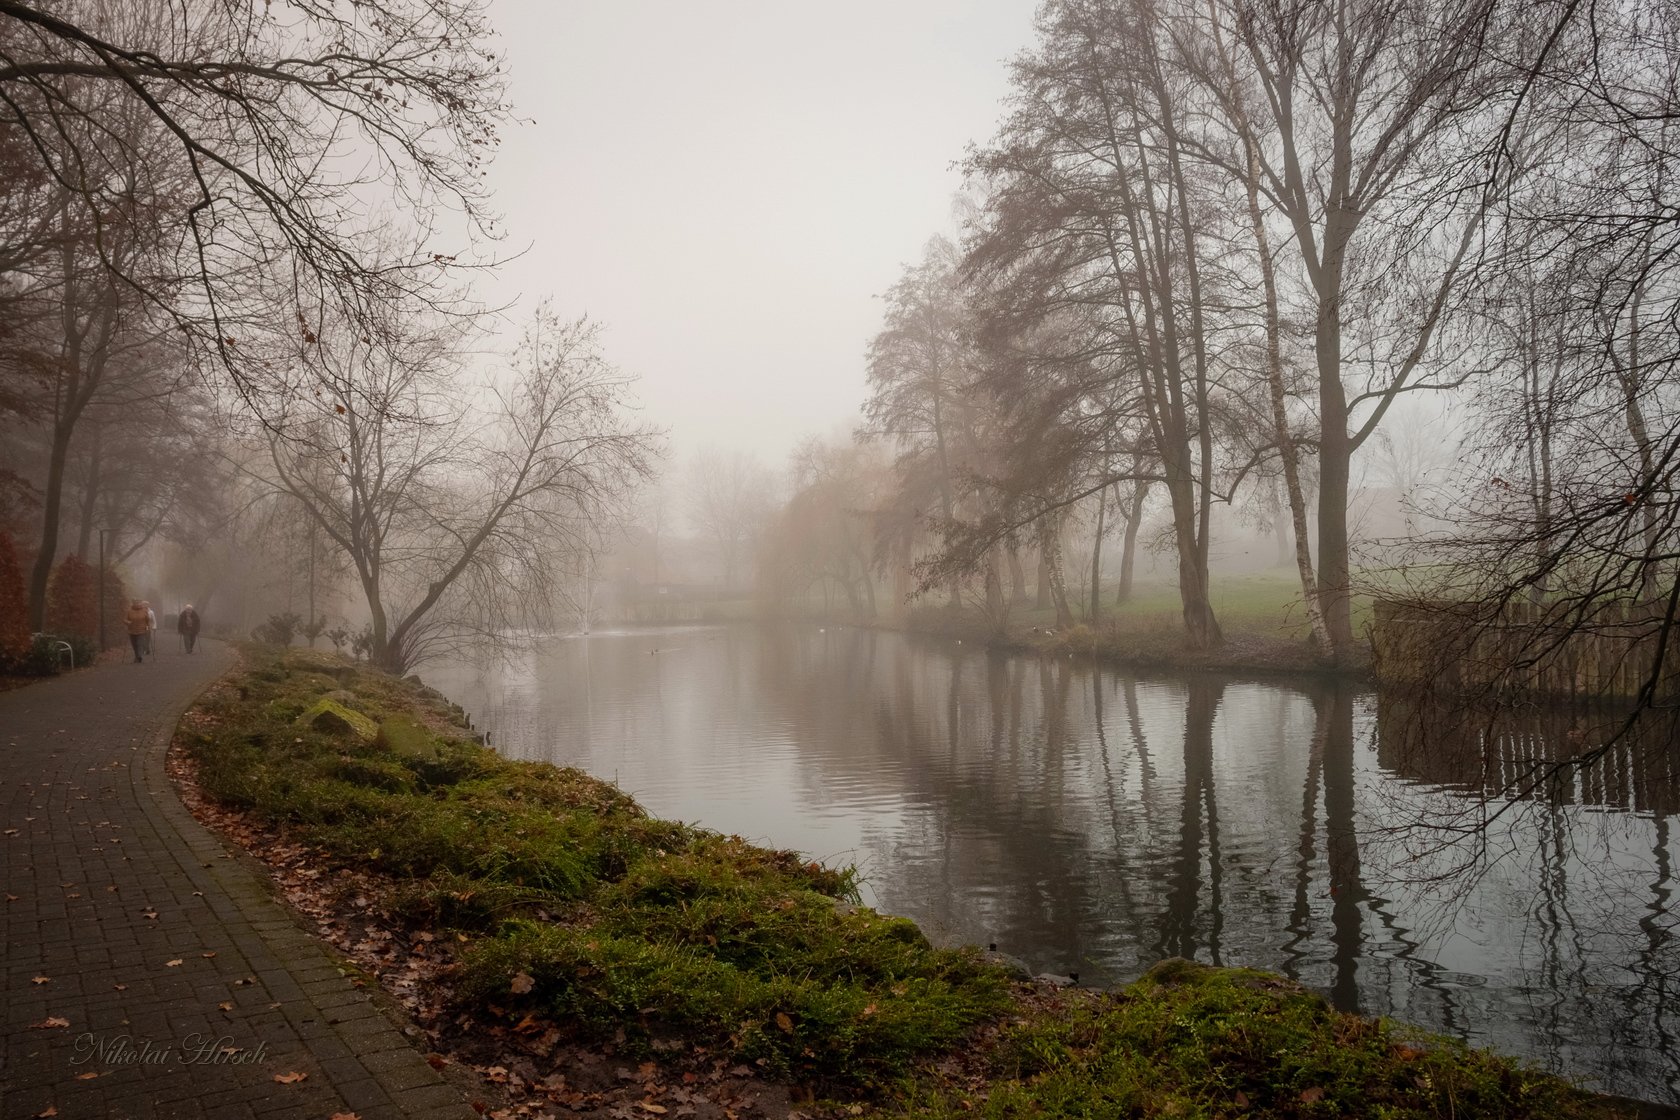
1 643 475 1119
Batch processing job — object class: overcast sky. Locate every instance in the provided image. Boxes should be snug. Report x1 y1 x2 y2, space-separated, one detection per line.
480 1 1038 472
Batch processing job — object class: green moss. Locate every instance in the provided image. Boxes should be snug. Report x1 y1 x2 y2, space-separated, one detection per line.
183 647 1626 1114
376 713 440 761
887 959 1616 1119
296 696 379 742
461 921 1006 1082
185 646 1005 1084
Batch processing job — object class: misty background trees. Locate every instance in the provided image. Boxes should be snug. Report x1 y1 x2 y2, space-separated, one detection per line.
0 0 1675 691
0 0 655 672
734 0 1677 691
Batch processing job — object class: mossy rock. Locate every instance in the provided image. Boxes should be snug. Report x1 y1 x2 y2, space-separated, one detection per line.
296 697 378 743
377 714 439 761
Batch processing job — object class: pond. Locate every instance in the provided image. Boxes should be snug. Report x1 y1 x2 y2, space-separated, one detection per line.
428 623 1680 1106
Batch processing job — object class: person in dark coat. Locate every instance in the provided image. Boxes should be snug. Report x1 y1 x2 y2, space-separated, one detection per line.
177 604 201 654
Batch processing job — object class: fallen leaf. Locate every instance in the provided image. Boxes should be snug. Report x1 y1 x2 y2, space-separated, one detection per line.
31 1017 70 1029
426 1053 448 1070
165 959 183 968
113 984 126 991
75 1072 99 1081
31 976 49 985
1300 1087 1326 1104
217 1002 233 1012
509 971 535 995
640 1104 668 1115
329 1114 361 1120
272 1071 308 1084
35 1107 57 1118
1234 1090 1249 1109
774 1012 793 1033
201 952 217 959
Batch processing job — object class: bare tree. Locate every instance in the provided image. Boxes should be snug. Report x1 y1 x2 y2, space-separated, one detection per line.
7 85 188 627
759 437 890 620
863 237 981 608
0 0 509 412
686 448 774 593
963 0 1234 647
1212 0 1520 662
262 302 658 673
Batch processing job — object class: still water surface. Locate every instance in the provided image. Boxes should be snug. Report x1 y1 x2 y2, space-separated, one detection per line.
430 624 1680 1105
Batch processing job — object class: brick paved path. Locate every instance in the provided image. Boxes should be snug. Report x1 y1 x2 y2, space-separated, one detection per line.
2 642 474 1120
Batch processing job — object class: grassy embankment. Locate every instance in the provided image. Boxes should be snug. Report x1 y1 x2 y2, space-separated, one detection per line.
176 645 1626 1118
901 573 1378 675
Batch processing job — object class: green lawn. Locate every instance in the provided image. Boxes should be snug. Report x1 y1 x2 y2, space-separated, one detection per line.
1010 571 1376 645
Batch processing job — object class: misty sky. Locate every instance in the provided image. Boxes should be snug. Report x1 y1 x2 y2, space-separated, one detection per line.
482 1 1037 469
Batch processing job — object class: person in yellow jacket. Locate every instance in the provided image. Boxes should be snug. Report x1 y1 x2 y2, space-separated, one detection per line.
124 599 150 663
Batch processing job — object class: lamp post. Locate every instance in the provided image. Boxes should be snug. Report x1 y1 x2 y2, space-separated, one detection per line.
97 528 108 651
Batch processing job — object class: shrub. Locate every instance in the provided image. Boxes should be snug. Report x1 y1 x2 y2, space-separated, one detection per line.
1060 623 1097 654
253 611 302 647
0 532 28 668
23 632 96 675
44 554 98 641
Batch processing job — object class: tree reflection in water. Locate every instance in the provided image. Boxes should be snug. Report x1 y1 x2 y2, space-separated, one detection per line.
429 626 1680 1105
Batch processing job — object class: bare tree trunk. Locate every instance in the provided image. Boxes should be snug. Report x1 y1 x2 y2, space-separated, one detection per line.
1245 136 1329 650
1116 479 1148 604
76 424 103 559
1615 263 1659 601
27 423 74 629
1039 515 1074 629
1210 14 1331 652
893 547 912 619
1169 481 1220 647
984 547 1008 638
1036 544 1051 611
1088 488 1106 622
1008 544 1027 603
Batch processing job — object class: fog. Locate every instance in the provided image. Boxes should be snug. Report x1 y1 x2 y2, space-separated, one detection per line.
3 1 1680 1110
2 0 1667 678
483 0 1037 467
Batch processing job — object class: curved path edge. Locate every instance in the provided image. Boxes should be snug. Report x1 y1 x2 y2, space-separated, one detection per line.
2 640 475 1120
